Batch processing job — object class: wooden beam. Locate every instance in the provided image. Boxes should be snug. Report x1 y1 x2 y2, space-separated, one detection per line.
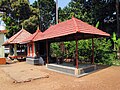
75 38 79 69
46 40 49 64
9 45 12 55
32 42 34 57
27 44 30 56
92 38 94 64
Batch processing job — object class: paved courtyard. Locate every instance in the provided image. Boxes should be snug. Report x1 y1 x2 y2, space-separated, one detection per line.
0 62 120 90
0 62 49 83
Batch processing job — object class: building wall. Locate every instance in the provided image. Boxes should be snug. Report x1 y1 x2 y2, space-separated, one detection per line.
0 33 5 57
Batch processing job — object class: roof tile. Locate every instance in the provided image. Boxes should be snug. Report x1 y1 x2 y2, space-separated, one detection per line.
3 29 32 45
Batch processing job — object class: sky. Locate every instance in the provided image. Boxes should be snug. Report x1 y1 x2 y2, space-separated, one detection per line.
29 0 71 8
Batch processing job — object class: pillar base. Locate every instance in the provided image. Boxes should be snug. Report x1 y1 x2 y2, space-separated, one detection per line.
26 57 39 65
75 68 78 76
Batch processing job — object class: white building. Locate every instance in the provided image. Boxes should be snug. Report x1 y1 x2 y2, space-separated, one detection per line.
0 25 6 57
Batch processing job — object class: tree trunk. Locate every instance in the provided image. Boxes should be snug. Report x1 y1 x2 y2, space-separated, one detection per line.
116 0 120 38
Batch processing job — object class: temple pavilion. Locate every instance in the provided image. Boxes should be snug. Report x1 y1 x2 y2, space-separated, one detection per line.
3 28 32 60
20 17 110 76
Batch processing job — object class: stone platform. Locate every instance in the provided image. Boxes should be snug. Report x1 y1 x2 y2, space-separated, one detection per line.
26 57 39 65
47 63 96 77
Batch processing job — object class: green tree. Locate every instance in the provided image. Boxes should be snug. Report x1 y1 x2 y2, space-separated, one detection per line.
23 0 56 33
0 0 32 38
0 0 56 37
37 0 56 31
59 0 119 35
58 0 93 24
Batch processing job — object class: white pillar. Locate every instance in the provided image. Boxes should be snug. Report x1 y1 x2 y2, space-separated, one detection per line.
0 33 5 57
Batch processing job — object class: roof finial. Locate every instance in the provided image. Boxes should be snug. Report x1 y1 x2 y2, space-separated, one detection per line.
37 25 40 30
71 13 75 18
22 24 24 30
72 15 74 18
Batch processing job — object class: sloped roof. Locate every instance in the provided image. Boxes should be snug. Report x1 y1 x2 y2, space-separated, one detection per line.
3 29 32 45
20 17 110 43
33 30 43 41
39 17 110 40
21 28 42 43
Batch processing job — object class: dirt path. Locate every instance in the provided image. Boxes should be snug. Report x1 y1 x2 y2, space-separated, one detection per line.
0 62 120 90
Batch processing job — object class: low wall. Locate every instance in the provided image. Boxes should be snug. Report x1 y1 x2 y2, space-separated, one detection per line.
0 58 6 64
47 64 75 75
47 64 96 77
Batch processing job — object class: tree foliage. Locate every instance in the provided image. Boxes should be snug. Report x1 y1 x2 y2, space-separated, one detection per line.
0 0 120 65
58 0 93 24
59 0 119 34
0 0 32 38
37 0 56 31
50 38 116 65
51 0 120 65
0 0 56 38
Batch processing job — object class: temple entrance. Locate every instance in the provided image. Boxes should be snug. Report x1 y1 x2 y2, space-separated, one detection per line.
36 41 47 64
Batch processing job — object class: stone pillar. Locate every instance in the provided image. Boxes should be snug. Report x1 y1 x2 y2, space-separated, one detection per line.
75 68 79 76
14 44 17 60
14 44 17 56
9 45 13 55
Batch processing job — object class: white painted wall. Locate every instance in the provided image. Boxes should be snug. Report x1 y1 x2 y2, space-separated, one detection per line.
0 23 6 57
0 33 5 57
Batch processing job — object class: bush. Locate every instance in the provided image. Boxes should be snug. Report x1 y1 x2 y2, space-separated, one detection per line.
50 38 117 65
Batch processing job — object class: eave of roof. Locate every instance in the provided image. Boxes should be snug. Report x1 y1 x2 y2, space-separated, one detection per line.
3 29 32 45
34 17 110 41
5 17 110 44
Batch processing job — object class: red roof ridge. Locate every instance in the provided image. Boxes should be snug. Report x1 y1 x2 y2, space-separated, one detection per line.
32 29 41 41
72 17 79 32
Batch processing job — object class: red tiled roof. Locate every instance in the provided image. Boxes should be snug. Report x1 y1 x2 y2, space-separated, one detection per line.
39 17 110 40
33 30 43 41
21 29 42 43
3 29 32 45
20 17 110 43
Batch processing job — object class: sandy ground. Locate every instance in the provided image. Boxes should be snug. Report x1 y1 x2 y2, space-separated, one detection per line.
0 62 120 90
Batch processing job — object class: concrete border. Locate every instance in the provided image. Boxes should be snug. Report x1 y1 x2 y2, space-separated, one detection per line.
46 64 96 77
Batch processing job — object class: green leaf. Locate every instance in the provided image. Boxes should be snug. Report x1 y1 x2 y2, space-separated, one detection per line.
95 21 100 28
